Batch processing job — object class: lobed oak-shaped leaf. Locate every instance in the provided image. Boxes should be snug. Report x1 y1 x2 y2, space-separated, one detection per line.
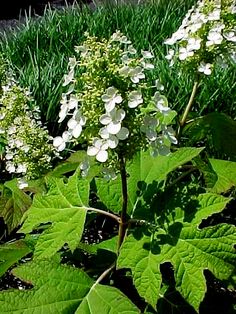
117 193 236 312
76 284 140 313
0 179 32 233
20 171 89 259
0 240 32 277
96 147 203 215
0 259 93 313
202 158 236 193
0 260 139 314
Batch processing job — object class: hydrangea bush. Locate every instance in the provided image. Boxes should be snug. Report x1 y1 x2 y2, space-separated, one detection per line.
0 79 55 187
53 31 177 178
164 0 236 75
0 3 236 313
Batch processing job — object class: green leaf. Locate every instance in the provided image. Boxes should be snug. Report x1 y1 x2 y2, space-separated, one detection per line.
96 147 203 215
202 158 236 193
118 193 235 312
0 179 32 232
76 284 140 313
0 240 32 277
183 113 236 159
0 259 94 314
20 171 89 258
95 236 118 253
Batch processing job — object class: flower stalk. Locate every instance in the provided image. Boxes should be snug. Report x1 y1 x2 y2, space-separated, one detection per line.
117 153 128 253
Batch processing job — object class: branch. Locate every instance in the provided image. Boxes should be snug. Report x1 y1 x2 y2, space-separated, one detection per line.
177 79 199 139
117 154 128 252
85 207 121 223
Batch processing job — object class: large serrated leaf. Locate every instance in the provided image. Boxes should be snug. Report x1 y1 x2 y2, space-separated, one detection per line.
76 284 139 313
96 147 203 215
20 171 89 258
117 193 236 312
202 158 236 193
0 179 32 232
0 260 139 313
0 259 93 313
183 112 236 159
0 240 32 277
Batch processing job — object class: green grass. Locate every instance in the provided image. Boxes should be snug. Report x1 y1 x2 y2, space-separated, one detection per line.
0 0 235 135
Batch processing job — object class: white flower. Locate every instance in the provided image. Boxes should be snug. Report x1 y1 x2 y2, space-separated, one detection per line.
80 159 90 177
128 91 143 108
6 162 15 173
151 139 170 157
5 153 14 160
87 138 109 163
186 37 201 51
102 167 117 181
129 67 145 84
68 57 77 68
155 80 164 91
0 113 5 120
141 50 154 59
8 126 16 135
17 178 28 190
223 30 236 42
207 9 221 21
100 108 126 135
75 45 88 57
178 47 194 61
16 163 27 174
102 87 122 112
206 30 223 47
62 69 74 86
53 131 71 151
119 65 130 77
162 126 178 144
141 61 154 70
198 62 212 75
153 92 170 114
127 45 137 54
141 115 159 141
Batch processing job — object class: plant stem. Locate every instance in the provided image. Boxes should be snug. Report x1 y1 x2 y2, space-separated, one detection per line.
94 263 115 286
117 153 128 252
85 207 121 223
177 79 199 139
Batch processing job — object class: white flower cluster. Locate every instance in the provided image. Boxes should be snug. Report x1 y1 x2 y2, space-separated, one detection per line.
0 81 55 187
164 0 236 75
54 31 177 178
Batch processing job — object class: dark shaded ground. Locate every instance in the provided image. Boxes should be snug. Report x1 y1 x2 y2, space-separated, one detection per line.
0 0 75 19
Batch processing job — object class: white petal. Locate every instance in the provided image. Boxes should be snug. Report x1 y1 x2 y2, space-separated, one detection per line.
72 124 82 138
107 121 121 135
68 95 78 109
53 136 64 147
101 94 111 102
146 129 157 141
114 95 123 104
62 131 72 142
116 127 129 140
106 87 117 96
158 145 170 156
115 109 126 121
141 50 154 59
93 138 103 149
100 114 112 125
58 142 66 152
67 118 77 129
105 100 116 112
107 135 119 148
87 146 99 156
96 150 108 162
99 127 109 139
